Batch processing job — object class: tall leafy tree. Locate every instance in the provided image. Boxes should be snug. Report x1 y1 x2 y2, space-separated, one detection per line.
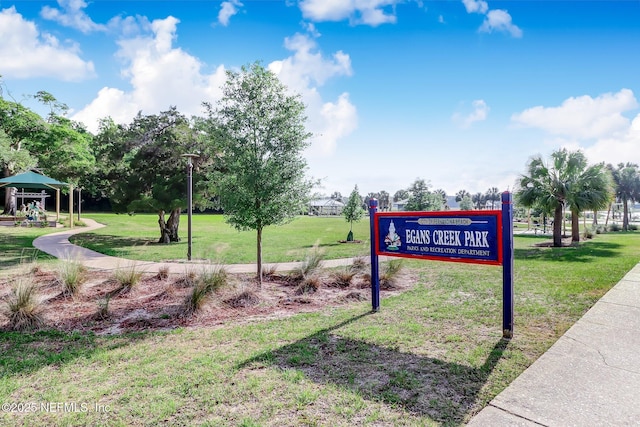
459 194 474 210
393 189 409 202
0 83 94 212
610 163 640 231
343 185 364 241
405 178 443 211
208 63 313 284
92 108 218 243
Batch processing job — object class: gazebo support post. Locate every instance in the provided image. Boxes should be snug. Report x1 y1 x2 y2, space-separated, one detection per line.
56 188 60 222
69 184 74 229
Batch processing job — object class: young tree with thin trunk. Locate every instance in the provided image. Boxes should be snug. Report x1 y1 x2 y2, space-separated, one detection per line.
208 63 313 285
343 185 364 241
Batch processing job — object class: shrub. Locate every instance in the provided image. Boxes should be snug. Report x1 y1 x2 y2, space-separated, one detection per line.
3 279 45 331
582 227 594 240
56 257 87 296
629 224 638 231
609 223 621 232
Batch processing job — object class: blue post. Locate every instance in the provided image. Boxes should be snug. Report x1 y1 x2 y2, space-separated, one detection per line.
501 191 514 338
369 198 380 312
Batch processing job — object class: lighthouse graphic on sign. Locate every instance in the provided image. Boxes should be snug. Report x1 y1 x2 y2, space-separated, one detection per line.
384 220 401 250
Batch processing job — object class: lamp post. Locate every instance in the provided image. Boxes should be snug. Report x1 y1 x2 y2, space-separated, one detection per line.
182 154 199 261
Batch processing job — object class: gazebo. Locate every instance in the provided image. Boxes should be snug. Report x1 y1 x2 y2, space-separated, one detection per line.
0 170 74 227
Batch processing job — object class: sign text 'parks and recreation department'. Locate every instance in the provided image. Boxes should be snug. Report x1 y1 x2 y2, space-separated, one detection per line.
374 211 503 265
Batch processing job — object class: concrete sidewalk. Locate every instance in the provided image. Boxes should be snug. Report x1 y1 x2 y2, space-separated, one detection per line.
467 262 640 426
32 218 357 274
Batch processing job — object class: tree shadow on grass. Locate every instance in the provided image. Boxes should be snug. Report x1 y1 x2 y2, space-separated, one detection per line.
237 313 509 425
515 240 622 263
69 234 162 256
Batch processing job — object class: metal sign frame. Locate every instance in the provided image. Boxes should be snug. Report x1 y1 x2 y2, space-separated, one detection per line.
369 192 515 338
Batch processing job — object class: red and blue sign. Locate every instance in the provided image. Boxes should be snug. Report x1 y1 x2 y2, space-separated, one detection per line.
374 211 502 265
368 192 514 338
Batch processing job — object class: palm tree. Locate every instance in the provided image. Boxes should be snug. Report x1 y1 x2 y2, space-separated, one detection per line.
472 192 485 210
455 189 470 202
485 187 500 209
516 149 598 247
566 162 614 241
611 163 640 230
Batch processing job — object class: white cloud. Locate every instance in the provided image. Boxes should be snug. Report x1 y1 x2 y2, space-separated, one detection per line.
462 0 488 14
511 89 638 139
73 18 357 158
0 6 95 81
268 33 357 156
299 0 399 26
512 89 640 170
582 112 640 166
218 0 243 27
72 16 227 132
479 9 522 38
452 99 489 128
40 0 106 33
460 1 522 38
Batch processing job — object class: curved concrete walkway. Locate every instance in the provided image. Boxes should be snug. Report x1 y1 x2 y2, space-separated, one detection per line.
32 218 359 274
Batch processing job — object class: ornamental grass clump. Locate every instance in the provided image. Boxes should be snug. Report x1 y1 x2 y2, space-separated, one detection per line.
380 259 404 290
56 257 87 297
295 275 321 295
329 267 355 288
183 266 228 314
113 264 143 294
292 245 325 281
3 279 45 331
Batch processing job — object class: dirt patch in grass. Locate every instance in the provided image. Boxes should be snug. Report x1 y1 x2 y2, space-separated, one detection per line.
0 266 414 335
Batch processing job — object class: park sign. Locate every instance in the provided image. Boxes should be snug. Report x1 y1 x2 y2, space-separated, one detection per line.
374 211 502 265
368 192 515 338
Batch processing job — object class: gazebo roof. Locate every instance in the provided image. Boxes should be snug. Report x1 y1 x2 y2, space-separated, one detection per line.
0 171 68 190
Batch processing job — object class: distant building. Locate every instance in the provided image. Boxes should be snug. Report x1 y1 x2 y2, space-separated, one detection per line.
308 198 344 215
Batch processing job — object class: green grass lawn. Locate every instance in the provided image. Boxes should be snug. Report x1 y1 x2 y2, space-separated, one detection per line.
70 213 373 263
0 222 639 425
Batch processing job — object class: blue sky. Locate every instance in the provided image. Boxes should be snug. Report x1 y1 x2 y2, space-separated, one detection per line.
1 1 639 199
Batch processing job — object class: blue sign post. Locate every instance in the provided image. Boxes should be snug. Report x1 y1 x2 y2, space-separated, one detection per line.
369 192 515 338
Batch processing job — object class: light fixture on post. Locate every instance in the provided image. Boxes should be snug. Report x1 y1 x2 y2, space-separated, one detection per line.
182 154 199 261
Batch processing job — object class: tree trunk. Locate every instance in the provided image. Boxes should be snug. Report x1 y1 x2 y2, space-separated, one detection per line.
553 204 563 247
623 199 629 231
257 226 263 287
571 209 580 242
605 203 612 227
158 208 181 243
